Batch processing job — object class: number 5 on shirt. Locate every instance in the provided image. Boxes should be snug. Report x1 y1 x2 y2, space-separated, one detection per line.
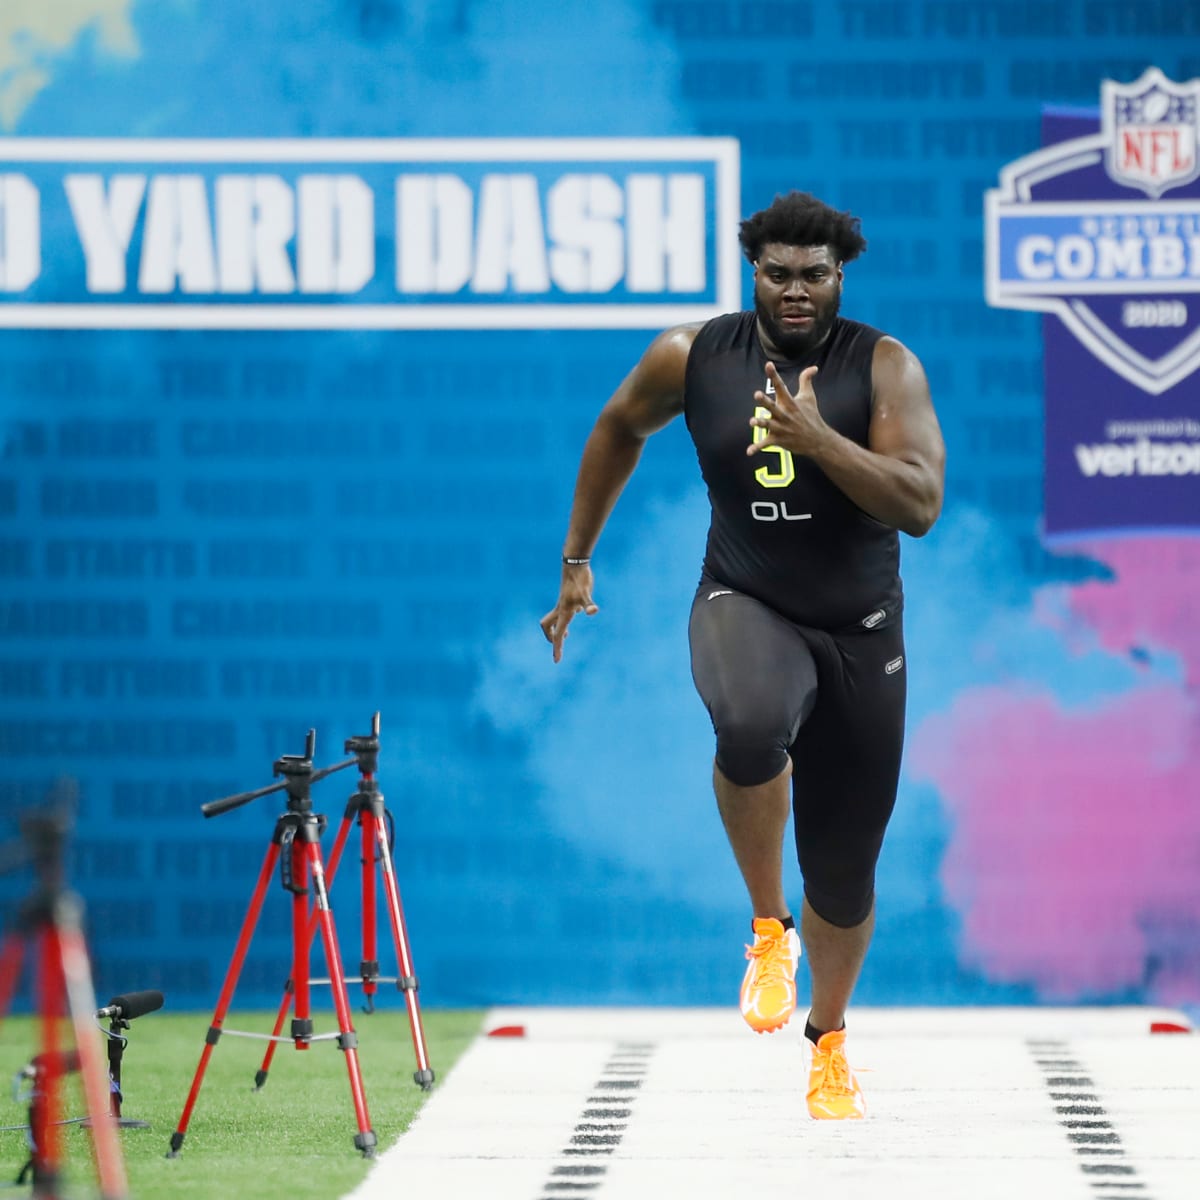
752 405 796 488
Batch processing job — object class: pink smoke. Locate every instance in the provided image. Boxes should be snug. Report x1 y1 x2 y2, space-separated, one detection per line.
910 537 1200 1002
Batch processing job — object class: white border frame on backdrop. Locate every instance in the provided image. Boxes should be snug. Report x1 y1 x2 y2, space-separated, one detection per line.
0 137 742 330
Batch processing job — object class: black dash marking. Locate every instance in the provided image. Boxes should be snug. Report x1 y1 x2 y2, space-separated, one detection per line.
542 1041 658 1193
1027 1040 1149 1196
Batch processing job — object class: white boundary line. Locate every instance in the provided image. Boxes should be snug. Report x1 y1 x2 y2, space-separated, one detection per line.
0 137 742 329
0 137 735 162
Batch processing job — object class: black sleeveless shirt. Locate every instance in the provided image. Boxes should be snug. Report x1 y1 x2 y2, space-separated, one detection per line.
683 311 902 632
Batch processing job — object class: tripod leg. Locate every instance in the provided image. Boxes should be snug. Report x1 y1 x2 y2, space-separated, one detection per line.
306 843 376 1157
369 811 436 1088
55 914 129 1200
324 811 353 883
289 839 313 1049
31 927 65 1199
169 844 280 1157
256 811 356 1087
0 932 24 1028
360 813 379 1012
253 977 295 1089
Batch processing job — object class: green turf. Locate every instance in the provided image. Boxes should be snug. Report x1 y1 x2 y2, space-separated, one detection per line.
0 1006 483 1199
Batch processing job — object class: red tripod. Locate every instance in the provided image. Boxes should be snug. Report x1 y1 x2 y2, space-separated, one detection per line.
254 714 434 1092
0 807 129 1200
168 732 377 1158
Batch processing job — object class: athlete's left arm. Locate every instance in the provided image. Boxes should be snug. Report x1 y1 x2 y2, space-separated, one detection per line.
816 337 945 536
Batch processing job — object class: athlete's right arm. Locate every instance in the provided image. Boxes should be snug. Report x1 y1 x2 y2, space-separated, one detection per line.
540 324 698 663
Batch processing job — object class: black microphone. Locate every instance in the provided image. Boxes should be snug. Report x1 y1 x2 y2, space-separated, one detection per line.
96 990 164 1021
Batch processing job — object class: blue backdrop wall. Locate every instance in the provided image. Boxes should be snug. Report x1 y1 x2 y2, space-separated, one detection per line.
2 1 1198 1014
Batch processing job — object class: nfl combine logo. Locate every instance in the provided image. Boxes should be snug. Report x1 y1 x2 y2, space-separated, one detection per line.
987 67 1200 539
1104 70 1200 198
986 67 1200 396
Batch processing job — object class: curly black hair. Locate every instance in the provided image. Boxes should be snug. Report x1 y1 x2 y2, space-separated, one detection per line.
738 192 867 265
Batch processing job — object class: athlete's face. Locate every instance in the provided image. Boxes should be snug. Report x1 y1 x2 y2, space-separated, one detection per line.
752 243 843 359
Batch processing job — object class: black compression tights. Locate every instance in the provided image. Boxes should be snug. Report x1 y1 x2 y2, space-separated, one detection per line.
688 579 906 928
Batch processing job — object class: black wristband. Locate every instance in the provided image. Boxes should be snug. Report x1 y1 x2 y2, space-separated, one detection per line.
562 556 591 566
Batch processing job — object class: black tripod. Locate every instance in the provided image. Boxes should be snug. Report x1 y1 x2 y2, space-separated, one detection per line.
255 713 434 1092
0 803 129 1200
168 731 377 1159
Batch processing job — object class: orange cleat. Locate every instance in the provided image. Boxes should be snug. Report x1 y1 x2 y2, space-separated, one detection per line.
739 917 801 1034
806 1029 866 1120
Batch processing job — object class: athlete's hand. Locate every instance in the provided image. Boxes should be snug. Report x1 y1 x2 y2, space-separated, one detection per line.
747 362 829 458
540 564 599 663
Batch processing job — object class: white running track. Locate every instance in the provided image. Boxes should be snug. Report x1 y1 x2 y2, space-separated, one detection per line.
346 1007 1200 1200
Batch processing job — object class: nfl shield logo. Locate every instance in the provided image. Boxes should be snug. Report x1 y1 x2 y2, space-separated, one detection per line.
1103 68 1200 197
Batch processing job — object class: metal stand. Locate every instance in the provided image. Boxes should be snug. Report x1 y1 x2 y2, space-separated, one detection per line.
166 731 377 1159
0 803 129 1200
82 1003 158 1131
255 714 434 1092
